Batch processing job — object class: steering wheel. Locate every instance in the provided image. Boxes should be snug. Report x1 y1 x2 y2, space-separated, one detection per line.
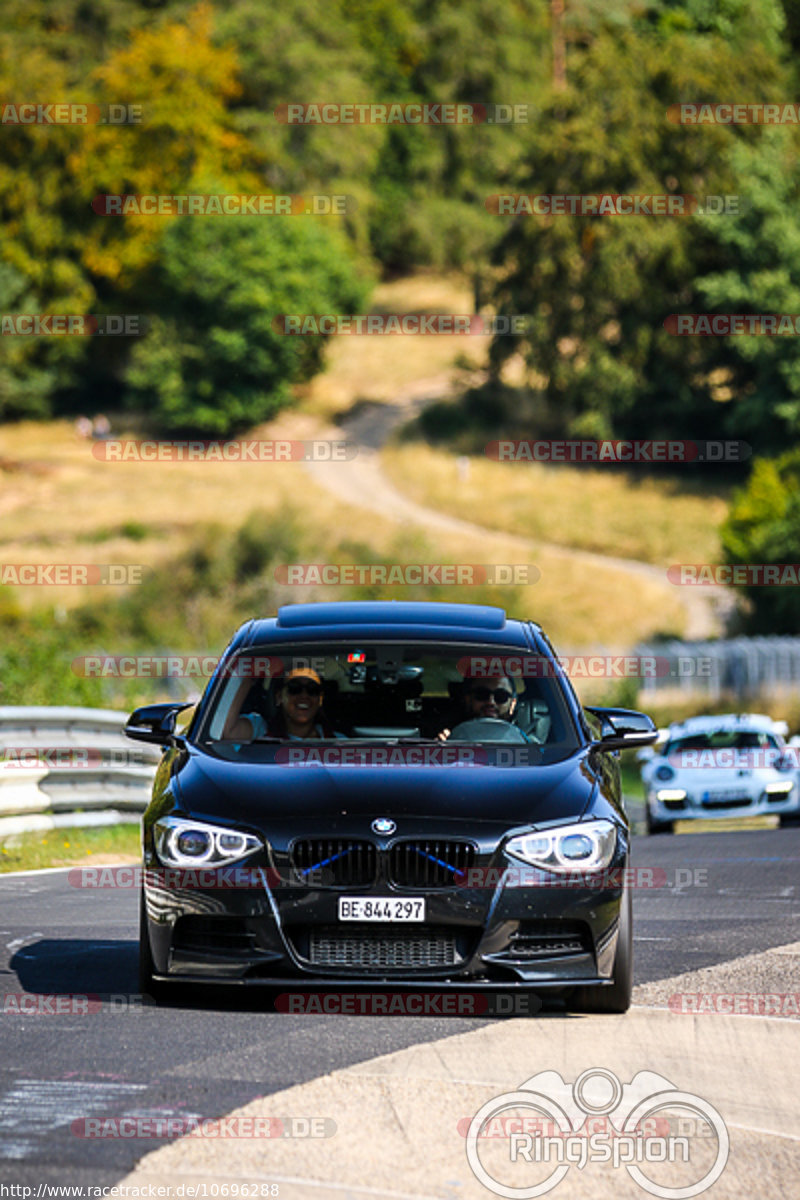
447 718 530 743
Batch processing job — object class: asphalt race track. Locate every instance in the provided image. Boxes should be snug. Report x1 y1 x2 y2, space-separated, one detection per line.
0 826 798 1194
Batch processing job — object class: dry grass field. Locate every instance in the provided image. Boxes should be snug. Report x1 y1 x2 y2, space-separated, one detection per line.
0 275 728 648
381 442 728 566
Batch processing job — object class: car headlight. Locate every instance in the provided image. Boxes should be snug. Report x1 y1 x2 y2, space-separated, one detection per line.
505 819 618 874
154 817 261 868
654 764 675 782
765 781 794 795
655 788 687 802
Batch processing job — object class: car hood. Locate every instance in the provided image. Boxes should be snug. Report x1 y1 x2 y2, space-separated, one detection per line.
172 746 597 831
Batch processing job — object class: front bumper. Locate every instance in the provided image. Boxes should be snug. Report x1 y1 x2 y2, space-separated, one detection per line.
647 783 799 822
142 856 624 989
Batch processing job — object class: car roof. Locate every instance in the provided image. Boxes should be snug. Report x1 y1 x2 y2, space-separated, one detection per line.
230 601 541 649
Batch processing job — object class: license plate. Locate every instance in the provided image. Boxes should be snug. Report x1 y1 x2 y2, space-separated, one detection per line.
338 897 425 922
702 791 750 803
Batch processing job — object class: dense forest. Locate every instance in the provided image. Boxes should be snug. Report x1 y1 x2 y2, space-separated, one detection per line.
2 0 800 453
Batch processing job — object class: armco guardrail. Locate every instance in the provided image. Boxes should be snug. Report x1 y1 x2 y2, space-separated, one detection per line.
0 706 161 839
635 636 800 699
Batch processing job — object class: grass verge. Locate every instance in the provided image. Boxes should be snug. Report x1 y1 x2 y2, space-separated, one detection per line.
0 823 140 873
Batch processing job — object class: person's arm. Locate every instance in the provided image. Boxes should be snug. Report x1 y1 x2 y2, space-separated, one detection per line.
221 679 265 740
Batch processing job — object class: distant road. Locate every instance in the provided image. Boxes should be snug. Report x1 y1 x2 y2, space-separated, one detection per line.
303 382 732 639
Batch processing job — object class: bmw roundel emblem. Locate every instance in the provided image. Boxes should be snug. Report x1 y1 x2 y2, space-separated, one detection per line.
372 818 396 835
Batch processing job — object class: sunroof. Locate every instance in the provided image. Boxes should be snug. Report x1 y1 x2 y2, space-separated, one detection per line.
276 601 507 630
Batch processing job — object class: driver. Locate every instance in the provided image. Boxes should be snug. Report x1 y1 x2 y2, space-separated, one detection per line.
439 675 518 739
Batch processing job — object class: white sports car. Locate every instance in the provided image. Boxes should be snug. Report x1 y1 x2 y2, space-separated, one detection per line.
640 712 798 833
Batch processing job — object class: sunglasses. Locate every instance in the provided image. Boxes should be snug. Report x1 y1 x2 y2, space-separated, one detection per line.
285 679 323 697
470 687 513 704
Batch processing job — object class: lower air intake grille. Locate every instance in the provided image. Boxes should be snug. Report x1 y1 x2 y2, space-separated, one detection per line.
503 921 591 960
307 926 459 970
172 916 256 956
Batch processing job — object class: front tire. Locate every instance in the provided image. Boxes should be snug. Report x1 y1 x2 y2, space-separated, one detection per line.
139 891 168 1004
569 887 632 1014
646 803 673 835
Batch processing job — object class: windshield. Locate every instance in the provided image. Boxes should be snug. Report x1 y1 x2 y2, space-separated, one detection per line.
198 640 581 765
664 731 780 755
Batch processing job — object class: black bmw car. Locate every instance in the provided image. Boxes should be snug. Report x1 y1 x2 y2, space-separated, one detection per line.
127 601 657 1012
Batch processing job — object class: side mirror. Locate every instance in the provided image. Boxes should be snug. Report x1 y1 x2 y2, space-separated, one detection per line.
585 706 659 752
124 702 192 746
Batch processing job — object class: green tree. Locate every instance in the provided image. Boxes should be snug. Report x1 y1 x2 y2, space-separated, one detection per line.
124 212 369 434
485 6 791 442
694 129 800 455
720 449 800 633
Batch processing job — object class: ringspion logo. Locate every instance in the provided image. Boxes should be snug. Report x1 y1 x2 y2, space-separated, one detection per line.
466 1068 729 1197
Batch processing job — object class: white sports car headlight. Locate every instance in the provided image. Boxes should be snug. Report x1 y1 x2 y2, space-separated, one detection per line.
505 819 618 874
154 817 261 868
